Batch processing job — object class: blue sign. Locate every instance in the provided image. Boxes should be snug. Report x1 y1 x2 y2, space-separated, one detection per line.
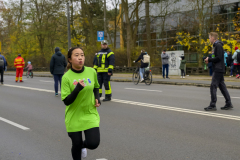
97 31 104 42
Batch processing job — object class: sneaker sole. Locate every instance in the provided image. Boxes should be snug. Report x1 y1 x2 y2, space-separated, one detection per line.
204 108 217 111
221 107 233 110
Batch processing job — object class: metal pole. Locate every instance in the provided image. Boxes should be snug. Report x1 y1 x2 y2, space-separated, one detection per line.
104 0 107 40
67 2 71 49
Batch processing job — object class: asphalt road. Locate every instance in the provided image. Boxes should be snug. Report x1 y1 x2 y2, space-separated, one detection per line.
0 75 240 160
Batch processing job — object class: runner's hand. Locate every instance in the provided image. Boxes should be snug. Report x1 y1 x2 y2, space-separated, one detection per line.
79 80 85 87
95 99 100 107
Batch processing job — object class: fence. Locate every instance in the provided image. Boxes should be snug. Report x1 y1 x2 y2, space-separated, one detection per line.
7 66 231 76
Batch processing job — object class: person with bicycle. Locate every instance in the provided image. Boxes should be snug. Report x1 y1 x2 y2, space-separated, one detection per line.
25 61 33 78
133 50 149 82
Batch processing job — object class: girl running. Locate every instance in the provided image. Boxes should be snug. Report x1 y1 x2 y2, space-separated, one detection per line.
61 47 101 160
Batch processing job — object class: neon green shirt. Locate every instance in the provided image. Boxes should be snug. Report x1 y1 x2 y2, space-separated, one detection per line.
61 67 100 132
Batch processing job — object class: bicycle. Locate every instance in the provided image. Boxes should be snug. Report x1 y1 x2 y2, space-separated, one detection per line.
26 70 33 78
132 62 152 85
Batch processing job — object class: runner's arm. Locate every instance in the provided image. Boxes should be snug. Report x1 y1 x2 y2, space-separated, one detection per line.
63 83 84 106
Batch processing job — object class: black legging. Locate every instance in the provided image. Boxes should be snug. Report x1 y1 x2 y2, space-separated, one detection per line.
68 127 100 160
181 69 185 77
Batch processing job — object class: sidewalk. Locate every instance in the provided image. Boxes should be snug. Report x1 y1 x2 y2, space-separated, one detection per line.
4 72 240 89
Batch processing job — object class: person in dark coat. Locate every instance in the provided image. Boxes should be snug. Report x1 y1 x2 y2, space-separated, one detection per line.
204 32 233 111
179 56 186 78
50 47 67 96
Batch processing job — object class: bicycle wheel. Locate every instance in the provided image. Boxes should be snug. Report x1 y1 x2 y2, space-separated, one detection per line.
145 72 152 85
26 71 28 78
30 72 33 78
132 71 140 85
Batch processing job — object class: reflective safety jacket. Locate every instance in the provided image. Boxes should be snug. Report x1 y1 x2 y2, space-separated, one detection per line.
14 56 25 69
93 48 115 73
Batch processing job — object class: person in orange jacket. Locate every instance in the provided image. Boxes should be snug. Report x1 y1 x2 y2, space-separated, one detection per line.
14 54 25 82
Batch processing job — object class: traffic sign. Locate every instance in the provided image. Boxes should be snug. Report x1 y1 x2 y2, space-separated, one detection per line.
97 31 104 42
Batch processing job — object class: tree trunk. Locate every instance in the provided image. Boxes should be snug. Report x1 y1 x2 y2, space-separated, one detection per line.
114 6 117 49
145 0 151 52
122 0 133 67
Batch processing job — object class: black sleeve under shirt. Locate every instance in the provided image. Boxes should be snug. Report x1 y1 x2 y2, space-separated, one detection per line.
94 88 101 105
63 83 84 106
63 83 101 106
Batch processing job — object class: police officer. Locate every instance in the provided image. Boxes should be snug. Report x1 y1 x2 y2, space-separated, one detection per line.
94 40 115 101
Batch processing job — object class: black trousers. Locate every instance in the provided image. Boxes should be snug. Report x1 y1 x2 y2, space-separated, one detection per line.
97 72 112 98
233 65 240 75
68 127 100 160
210 72 231 107
0 67 4 83
181 69 185 76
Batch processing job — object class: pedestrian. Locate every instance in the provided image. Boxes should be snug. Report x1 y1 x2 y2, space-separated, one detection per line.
93 40 115 101
14 54 25 82
208 52 213 76
224 49 228 74
227 51 234 77
50 47 67 97
25 61 33 78
133 50 150 82
232 46 240 79
0 52 7 85
179 56 186 78
61 47 101 160
161 50 170 79
204 32 233 111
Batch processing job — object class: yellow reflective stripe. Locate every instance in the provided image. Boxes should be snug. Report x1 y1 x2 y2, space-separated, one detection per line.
108 65 114 69
101 64 105 69
97 68 108 72
16 66 23 68
102 54 106 63
15 77 19 81
105 81 112 94
20 77 23 80
93 65 98 69
107 52 114 58
99 89 102 94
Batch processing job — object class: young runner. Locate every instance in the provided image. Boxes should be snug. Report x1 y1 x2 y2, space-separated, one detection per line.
61 47 101 160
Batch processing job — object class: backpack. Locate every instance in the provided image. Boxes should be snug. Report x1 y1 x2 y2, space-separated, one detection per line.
0 56 4 67
142 53 150 63
237 51 240 63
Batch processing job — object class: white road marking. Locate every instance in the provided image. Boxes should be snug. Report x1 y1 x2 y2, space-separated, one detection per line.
3 84 57 93
40 80 54 83
125 88 162 92
0 117 30 131
96 159 108 160
217 95 240 99
2 84 240 121
110 99 240 121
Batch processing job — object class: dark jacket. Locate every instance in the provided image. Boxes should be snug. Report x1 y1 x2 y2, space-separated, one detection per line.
0 54 7 69
208 54 213 68
94 48 115 74
93 56 98 65
50 48 67 75
179 60 186 70
135 52 148 68
227 54 233 67
208 41 225 73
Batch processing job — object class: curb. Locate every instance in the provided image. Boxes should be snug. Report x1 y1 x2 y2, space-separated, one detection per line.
5 74 240 89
